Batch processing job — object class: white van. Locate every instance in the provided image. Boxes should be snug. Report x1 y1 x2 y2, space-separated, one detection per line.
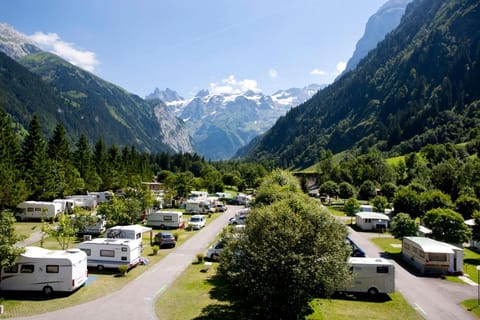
77 238 142 271
15 201 63 221
342 257 395 295
188 215 206 230
0 246 88 295
146 211 184 229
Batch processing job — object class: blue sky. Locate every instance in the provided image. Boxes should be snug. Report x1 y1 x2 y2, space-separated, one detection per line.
0 0 387 98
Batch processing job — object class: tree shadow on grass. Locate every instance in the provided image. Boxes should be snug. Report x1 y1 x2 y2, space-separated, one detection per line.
331 291 393 303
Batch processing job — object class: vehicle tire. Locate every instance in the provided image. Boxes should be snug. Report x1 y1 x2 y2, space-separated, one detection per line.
367 287 379 296
43 286 53 295
160 224 165 229
97 265 104 271
211 253 219 261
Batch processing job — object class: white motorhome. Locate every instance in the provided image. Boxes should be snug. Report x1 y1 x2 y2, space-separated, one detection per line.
145 211 184 229
77 238 142 271
105 225 152 242
66 195 98 209
185 199 215 214
53 199 75 214
0 246 88 295
15 201 63 221
341 257 395 295
87 191 114 203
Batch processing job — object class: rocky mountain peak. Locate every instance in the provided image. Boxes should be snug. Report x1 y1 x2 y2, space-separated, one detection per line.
0 22 42 60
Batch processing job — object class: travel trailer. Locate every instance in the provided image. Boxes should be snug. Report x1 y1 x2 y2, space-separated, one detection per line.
341 257 395 295
185 199 215 214
53 199 76 214
77 238 142 271
106 225 152 242
65 195 98 209
15 201 63 221
145 211 184 229
87 191 114 204
0 246 88 295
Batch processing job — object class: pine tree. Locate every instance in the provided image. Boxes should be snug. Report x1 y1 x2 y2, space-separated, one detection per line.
21 115 55 200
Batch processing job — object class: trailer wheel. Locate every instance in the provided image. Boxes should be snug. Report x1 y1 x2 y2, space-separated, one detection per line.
43 286 53 295
97 265 104 271
367 287 379 296
160 224 165 229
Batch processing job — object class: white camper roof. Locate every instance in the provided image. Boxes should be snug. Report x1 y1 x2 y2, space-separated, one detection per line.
403 237 458 254
21 246 84 259
355 212 390 220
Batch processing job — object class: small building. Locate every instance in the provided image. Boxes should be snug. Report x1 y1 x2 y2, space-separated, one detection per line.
402 236 464 275
355 212 389 232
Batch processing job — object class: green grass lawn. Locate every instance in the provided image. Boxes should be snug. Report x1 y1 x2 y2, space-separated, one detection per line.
1 213 222 319
155 258 423 320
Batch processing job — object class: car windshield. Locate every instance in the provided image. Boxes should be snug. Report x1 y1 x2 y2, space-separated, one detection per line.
161 233 173 239
191 217 200 222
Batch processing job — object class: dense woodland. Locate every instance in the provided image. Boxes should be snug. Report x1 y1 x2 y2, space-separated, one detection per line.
0 107 272 210
242 0 480 168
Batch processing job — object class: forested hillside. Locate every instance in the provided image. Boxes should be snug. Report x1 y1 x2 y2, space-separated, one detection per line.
241 0 480 168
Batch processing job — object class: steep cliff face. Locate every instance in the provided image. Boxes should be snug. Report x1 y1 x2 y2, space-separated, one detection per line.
343 0 412 73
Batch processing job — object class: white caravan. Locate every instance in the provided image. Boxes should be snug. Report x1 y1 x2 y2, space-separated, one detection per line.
72 214 107 236
105 225 152 242
87 191 114 203
0 246 88 295
53 199 76 214
65 195 98 209
185 199 215 214
145 211 184 229
15 201 63 221
77 238 142 271
342 257 395 295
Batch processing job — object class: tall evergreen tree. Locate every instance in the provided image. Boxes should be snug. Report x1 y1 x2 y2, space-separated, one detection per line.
0 108 28 208
74 134 100 192
21 115 55 200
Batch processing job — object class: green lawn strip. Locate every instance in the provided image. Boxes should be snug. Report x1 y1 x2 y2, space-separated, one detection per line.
461 299 480 318
1 214 222 318
307 292 423 320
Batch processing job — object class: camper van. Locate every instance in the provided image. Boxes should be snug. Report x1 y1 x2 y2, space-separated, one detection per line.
87 191 113 204
145 211 184 229
105 225 152 242
65 195 98 209
0 246 88 295
185 199 215 214
77 238 142 271
72 214 107 236
15 201 63 221
342 257 395 295
53 199 75 214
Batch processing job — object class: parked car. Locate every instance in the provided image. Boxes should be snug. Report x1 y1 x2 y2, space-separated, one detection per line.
215 203 227 212
206 239 225 261
188 215 206 230
229 215 247 225
153 232 176 248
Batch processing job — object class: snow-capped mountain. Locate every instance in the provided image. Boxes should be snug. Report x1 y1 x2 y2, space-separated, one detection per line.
146 84 323 160
0 22 42 59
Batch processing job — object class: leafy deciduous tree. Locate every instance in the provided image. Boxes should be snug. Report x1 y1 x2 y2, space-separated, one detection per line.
389 213 418 239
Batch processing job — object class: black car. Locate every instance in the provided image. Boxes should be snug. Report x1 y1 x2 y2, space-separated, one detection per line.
154 232 176 248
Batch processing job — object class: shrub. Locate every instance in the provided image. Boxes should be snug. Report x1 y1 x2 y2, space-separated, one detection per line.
152 245 160 255
196 253 205 263
118 265 129 276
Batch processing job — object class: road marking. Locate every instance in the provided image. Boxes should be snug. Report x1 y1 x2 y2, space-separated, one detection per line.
414 303 427 316
155 284 167 297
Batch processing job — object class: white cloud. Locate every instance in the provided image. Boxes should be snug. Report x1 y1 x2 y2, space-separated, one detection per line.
336 61 347 74
310 68 327 76
269 68 278 79
29 32 99 73
209 75 261 95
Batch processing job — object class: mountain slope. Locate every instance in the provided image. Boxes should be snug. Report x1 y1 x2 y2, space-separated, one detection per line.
0 23 193 154
241 0 480 168
343 0 412 73
148 84 322 160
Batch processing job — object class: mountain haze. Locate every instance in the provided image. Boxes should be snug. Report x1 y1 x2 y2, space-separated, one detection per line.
240 0 480 168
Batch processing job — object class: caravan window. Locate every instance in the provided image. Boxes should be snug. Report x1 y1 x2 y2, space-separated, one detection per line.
46 265 59 273
429 253 447 262
81 248 91 256
164 216 172 221
27 208 34 212
21 265 34 273
121 256 127 261
100 250 115 257
376 266 389 273
136 233 141 240
121 247 127 252
4 265 19 273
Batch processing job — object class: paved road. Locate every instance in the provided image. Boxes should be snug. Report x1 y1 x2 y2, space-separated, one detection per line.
348 227 477 320
13 207 240 320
